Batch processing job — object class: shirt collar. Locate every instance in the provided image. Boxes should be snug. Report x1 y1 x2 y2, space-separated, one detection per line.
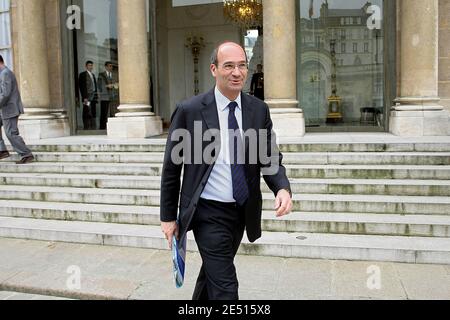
0 66 6 74
215 86 242 112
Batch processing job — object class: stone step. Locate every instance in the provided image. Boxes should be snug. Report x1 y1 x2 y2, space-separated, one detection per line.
1 162 450 179
282 152 450 165
0 186 449 215
0 200 449 237
6 151 450 165
1 173 449 196
20 142 450 153
261 211 450 237
0 162 164 176
0 173 162 190
0 216 449 264
278 143 450 153
284 164 450 180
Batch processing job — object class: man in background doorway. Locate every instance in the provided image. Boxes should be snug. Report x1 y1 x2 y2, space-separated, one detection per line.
250 63 264 101
78 61 98 130
98 61 116 130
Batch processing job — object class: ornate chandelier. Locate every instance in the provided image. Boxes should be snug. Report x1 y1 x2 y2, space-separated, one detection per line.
223 0 263 30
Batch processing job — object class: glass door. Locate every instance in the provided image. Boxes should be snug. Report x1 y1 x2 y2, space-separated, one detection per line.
297 0 389 132
70 0 119 134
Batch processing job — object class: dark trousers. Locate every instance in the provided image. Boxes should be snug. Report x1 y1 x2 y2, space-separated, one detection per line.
82 101 97 130
191 198 245 300
100 101 110 130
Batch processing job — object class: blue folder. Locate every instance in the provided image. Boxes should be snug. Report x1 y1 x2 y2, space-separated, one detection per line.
172 234 186 288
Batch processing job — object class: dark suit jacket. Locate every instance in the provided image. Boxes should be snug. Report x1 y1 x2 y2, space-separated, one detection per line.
160 89 291 244
78 71 98 102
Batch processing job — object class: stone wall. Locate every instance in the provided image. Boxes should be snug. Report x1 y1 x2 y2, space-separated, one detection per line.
439 0 450 132
439 0 450 135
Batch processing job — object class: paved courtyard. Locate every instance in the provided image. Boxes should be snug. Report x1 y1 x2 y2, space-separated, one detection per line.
0 238 448 300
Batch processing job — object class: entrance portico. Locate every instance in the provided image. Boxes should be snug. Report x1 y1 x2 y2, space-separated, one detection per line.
4 0 449 139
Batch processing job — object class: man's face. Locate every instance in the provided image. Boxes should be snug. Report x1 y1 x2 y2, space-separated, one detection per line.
210 43 248 98
86 63 94 72
105 64 113 72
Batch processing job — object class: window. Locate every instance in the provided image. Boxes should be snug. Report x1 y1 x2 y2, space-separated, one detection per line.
0 0 13 69
364 42 369 53
341 43 346 53
353 43 358 53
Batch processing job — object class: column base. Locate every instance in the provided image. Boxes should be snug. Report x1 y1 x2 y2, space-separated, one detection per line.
107 116 163 138
265 99 299 109
18 118 70 140
270 108 305 137
389 107 449 137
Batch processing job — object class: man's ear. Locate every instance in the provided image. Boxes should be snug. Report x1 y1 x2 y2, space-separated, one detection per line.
210 64 217 78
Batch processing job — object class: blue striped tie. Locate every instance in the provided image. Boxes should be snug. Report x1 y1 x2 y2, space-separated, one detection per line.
228 101 249 206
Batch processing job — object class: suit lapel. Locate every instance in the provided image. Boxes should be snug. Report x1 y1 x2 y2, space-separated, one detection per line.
241 93 255 153
201 89 220 130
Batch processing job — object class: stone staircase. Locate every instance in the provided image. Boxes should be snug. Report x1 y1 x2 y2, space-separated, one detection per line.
0 140 449 264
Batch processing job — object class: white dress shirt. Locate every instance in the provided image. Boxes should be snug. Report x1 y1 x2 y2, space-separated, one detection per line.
200 87 243 203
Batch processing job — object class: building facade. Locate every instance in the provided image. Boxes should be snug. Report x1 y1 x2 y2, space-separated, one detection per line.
1 0 449 139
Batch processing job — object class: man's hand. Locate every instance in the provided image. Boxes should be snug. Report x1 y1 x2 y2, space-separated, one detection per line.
161 221 179 249
274 189 293 217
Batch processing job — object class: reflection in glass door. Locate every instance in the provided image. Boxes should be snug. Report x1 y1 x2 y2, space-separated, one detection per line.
72 0 119 134
297 0 386 131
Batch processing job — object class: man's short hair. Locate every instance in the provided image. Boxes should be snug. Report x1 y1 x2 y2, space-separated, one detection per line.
105 61 113 67
0 55 4 64
210 42 248 66
85 60 94 66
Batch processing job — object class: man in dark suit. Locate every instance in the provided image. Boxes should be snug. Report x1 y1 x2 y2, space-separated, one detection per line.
78 61 98 130
250 63 264 100
0 54 34 164
97 61 117 130
160 42 292 300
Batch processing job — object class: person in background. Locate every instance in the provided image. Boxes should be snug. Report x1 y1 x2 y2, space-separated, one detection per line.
78 61 98 130
98 61 115 130
250 63 264 101
0 54 34 165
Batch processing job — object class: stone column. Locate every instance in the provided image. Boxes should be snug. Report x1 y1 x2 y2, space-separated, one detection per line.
107 0 162 138
390 0 449 136
15 0 69 139
263 0 304 137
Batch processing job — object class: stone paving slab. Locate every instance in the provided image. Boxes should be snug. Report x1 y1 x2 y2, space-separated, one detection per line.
0 291 70 300
0 237 448 300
